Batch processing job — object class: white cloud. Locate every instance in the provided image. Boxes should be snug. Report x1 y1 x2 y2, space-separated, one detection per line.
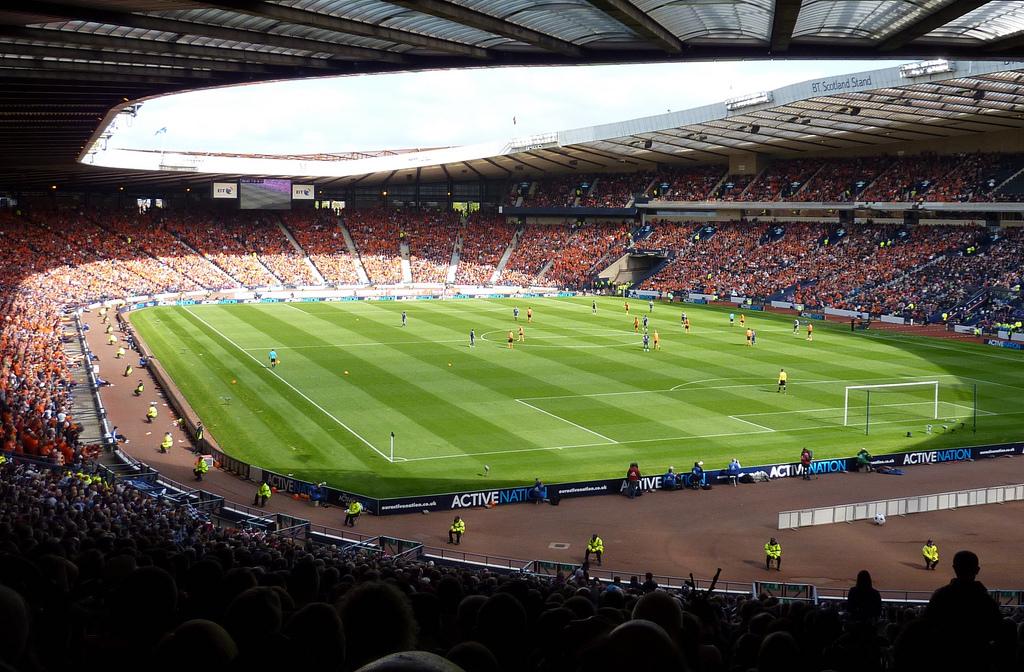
111 60 908 154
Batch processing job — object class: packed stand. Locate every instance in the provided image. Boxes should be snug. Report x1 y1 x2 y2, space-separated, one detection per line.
500 223 576 286
166 214 281 287
791 156 893 202
231 215 317 286
454 215 518 285
100 210 237 290
649 165 726 201
401 211 460 283
282 211 362 285
860 153 964 202
712 174 756 200
924 153 1024 202
545 223 631 288
581 173 653 207
0 457 1020 672
523 176 583 207
345 209 403 284
740 159 824 201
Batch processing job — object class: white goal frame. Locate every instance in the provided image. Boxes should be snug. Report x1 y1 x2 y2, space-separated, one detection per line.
843 381 939 426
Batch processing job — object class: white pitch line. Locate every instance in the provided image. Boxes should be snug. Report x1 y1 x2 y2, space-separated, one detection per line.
184 308 391 462
946 402 996 416
863 331 1024 363
729 415 776 432
242 338 467 350
523 375 963 401
515 398 618 444
396 410 1024 463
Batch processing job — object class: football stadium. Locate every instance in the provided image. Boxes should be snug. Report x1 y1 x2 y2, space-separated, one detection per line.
3 3 1024 670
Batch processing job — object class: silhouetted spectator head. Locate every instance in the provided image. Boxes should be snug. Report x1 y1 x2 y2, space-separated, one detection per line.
354 650 466 671
338 581 417 669
632 590 683 635
0 586 29 665
758 630 800 672
856 569 873 589
446 641 499 672
952 550 980 581
285 602 345 669
224 586 283 652
154 619 237 671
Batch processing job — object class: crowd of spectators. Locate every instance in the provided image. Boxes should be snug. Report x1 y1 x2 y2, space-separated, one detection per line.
233 215 318 286
166 214 281 287
791 157 892 202
402 211 460 283
740 159 824 201
648 165 726 201
545 223 631 289
639 220 1018 319
1 457 1022 671
500 223 576 286
581 173 653 207
455 216 518 285
282 211 362 285
521 176 583 207
344 210 403 285
713 174 757 200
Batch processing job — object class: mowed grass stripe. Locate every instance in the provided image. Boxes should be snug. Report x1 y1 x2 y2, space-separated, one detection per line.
226 303 594 456
129 298 1024 497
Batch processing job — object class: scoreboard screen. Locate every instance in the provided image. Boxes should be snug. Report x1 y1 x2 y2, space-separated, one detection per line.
240 178 291 210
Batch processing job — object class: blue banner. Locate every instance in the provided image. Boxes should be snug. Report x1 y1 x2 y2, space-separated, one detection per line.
175 299 197 306
416 295 435 300
260 298 280 303
219 299 239 304
985 339 1024 350
302 297 323 303
747 304 765 311
801 311 826 320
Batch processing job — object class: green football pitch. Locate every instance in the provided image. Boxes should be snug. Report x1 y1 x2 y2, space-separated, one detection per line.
131 297 1024 498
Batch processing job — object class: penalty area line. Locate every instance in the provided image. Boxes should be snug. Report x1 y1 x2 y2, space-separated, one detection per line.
514 398 618 444
729 415 776 432
184 308 391 462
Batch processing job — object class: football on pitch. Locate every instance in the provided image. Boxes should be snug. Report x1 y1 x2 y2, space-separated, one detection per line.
873 513 886 526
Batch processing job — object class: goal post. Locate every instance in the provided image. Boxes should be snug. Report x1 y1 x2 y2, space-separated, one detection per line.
844 381 939 430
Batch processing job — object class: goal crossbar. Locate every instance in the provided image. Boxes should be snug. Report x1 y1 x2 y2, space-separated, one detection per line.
843 381 939 426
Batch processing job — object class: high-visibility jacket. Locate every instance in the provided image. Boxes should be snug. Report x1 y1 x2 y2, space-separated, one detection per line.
146 406 158 420
195 458 209 474
450 519 465 534
765 542 782 559
116 347 126 358
922 544 939 562
347 501 363 516
587 536 604 553
258 483 272 499
134 383 144 394
195 426 204 441
161 434 173 451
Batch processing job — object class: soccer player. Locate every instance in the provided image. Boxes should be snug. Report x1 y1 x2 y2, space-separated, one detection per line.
648 299 654 313
642 314 648 330
729 312 735 326
778 368 788 393
793 318 800 335
751 329 757 346
745 328 753 346
740 313 746 327
401 310 407 327
642 331 650 352
507 330 514 349
624 301 630 314
469 329 475 348
653 329 661 351
684 317 691 334
513 306 520 321
269 349 278 368
806 322 814 342
527 307 533 323
680 311 686 326
633 316 640 333
518 325 525 343
592 299 597 314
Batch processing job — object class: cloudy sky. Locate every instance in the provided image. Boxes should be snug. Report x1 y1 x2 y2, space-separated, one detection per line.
112 60 907 154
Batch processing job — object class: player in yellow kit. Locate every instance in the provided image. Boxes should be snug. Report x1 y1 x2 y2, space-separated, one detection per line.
517 325 525 343
745 328 753 346
633 316 640 333
653 330 661 351
778 369 788 393
807 322 814 342
507 330 514 349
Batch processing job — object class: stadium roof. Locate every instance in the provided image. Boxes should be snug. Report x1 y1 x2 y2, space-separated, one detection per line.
6 1 1024 190
83 59 1024 189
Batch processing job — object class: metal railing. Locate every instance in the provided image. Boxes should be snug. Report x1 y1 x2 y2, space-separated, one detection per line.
779 483 1024 529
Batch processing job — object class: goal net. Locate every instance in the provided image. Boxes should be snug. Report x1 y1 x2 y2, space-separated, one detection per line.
844 381 978 435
